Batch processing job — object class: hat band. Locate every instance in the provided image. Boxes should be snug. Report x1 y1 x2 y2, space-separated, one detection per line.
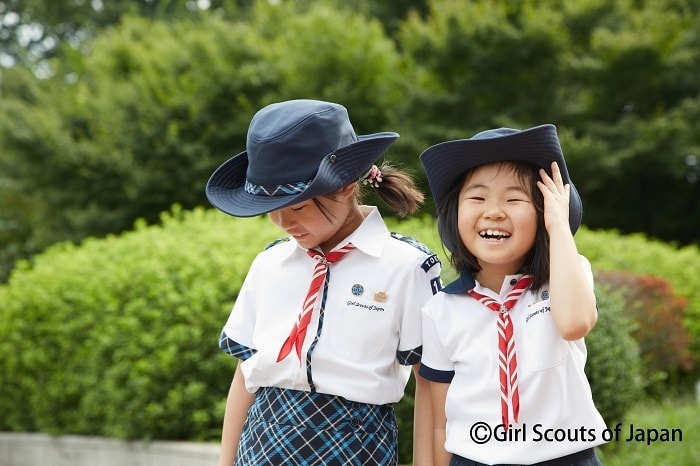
244 179 311 197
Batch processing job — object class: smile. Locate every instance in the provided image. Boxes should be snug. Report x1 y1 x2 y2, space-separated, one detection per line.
479 229 511 240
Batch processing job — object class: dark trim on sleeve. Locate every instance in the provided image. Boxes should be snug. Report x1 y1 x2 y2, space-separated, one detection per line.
397 346 422 366
419 364 455 383
218 330 257 361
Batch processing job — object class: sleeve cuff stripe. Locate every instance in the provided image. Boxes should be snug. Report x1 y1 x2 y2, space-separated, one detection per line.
418 364 454 382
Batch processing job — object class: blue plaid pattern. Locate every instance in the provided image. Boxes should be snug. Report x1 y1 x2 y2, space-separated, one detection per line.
235 387 398 466
219 330 257 361
397 345 422 366
245 180 311 196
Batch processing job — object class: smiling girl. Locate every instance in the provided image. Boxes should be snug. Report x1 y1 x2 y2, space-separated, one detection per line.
419 125 607 465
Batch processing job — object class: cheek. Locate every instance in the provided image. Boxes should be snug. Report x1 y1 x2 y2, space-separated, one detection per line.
457 204 477 229
267 212 280 227
515 209 539 239
456 209 477 245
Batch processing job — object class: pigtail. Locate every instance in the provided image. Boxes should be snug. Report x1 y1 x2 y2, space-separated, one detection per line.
359 162 424 217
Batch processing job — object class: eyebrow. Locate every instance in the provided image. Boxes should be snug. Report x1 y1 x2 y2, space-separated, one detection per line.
463 183 529 193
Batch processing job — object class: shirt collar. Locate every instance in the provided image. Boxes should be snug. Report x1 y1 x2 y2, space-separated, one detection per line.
443 267 477 294
443 265 530 294
280 206 387 262
342 206 387 258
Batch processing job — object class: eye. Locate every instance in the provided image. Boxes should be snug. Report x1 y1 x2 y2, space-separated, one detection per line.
291 205 306 211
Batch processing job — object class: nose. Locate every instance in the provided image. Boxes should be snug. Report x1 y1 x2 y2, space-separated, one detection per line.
483 200 506 219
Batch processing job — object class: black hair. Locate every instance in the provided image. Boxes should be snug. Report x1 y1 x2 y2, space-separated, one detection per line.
314 161 424 221
436 161 550 291
356 161 424 217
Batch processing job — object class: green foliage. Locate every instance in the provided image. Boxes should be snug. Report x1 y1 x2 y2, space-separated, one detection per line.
398 0 568 139
585 283 644 428
565 106 700 246
596 270 694 396
2 0 700 284
598 398 700 465
0 207 281 439
0 13 274 274
0 0 245 67
250 1 407 129
0 3 414 282
574 227 700 360
398 0 700 244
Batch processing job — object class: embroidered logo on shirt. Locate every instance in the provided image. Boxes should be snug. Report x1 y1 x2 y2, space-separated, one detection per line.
525 305 551 323
346 300 385 312
351 284 364 296
541 290 549 300
374 291 388 303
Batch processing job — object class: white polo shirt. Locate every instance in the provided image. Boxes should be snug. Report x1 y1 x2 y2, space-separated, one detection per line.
420 255 607 464
220 207 442 405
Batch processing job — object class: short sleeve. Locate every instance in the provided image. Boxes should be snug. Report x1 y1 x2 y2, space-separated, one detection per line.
419 301 455 382
579 254 594 290
396 253 443 366
218 256 261 361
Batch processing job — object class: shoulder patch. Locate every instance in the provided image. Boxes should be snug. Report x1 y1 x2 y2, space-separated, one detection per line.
422 254 441 272
264 237 291 251
390 232 435 256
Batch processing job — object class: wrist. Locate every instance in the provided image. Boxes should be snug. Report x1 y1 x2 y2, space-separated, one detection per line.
547 222 574 237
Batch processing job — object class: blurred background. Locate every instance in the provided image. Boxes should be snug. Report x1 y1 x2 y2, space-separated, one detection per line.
1 1 699 464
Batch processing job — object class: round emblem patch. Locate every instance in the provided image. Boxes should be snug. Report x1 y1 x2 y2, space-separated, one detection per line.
351 284 364 296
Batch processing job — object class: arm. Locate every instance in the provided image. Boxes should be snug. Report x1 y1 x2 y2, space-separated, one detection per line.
412 365 434 466
217 364 255 466
429 381 451 466
538 162 597 340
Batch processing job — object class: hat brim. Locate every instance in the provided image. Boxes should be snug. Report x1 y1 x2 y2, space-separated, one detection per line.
206 132 398 217
420 124 582 233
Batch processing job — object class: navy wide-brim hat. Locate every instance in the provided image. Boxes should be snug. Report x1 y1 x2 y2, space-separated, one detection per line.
206 99 398 217
420 124 583 235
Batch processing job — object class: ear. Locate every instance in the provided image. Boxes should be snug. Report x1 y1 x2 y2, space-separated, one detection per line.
337 182 358 199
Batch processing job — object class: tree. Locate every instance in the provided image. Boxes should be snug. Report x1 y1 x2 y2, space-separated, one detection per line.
0 0 243 68
0 2 409 281
396 0 700 245
2 0 700 283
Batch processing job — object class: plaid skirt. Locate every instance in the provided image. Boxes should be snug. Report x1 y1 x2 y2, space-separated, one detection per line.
235 387 398 466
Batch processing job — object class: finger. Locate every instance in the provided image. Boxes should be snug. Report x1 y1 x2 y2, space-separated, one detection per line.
551 161 564 186
537 180 555 199
539 167 554 187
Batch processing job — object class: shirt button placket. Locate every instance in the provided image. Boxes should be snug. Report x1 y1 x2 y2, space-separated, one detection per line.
351 402 362 428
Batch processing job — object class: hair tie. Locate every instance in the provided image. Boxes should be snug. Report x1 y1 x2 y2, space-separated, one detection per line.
361 165 383 188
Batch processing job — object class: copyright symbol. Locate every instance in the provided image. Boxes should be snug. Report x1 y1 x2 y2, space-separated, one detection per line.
470 421 492 444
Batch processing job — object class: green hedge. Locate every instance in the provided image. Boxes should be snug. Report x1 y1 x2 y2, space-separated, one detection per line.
584 285 644 427
0 207 280 439
594 270 694 396
0 207 693 463
574 228 700 360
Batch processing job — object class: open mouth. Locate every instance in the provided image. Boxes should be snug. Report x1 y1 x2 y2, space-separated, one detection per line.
479 229 511 240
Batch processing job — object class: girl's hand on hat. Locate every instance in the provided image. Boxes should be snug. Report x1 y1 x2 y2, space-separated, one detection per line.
537 161 571 234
